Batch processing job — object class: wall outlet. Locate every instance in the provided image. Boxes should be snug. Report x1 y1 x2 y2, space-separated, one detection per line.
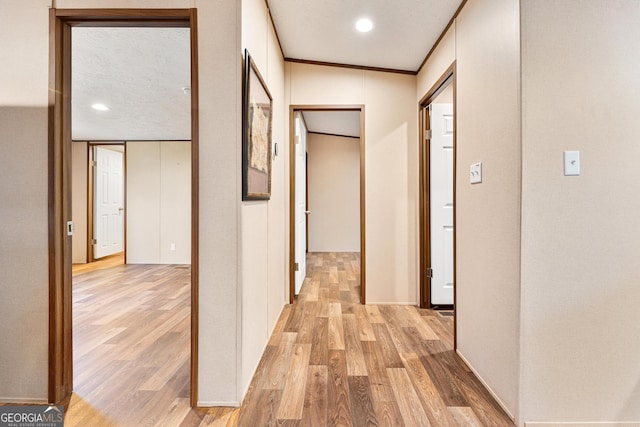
170 243 176 251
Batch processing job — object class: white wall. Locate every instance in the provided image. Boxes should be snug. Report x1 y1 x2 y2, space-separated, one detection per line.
126 141 191 264
416 0 521 420
417 23 455 100
455 0 521 420
193 0 242 406
520 0 640 423
72 141 88 264
0 0 51 402
240 0 287 398
307 133 360 252
287 63 418 304
127 142 160 262
160 142 191 264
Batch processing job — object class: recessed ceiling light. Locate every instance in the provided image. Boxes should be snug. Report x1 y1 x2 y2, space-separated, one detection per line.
91 103 109 111
355 18 373 33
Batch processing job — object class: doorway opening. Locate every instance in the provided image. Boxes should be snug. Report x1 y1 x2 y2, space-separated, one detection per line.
48 9 199 409
419 63 456 342
71 142 127 266
289 106 365 304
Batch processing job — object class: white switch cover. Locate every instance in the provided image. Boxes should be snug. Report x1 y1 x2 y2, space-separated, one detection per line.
564 151 580 176
470 162 482 184
170 243 176 251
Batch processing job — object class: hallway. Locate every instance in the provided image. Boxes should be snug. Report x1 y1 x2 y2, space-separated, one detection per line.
61 254 514 426
236 252 514 426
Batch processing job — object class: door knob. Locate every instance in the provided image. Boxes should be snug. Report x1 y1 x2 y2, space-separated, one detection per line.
305 211 311 215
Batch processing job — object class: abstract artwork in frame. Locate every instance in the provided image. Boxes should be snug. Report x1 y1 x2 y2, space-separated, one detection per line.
242 49 273 200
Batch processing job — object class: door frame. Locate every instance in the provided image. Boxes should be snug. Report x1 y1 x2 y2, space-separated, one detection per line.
418 63 457 344
288 105 366 304
48 8 200 406
86 142 126 263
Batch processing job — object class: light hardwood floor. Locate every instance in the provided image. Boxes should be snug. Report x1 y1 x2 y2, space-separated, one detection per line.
68 260 188 426
71 253 126 274
236 252 515 426
62 252 513 426
67 258 238 426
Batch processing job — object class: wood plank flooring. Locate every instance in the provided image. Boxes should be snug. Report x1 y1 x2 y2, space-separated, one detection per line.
236 252 515 426
66 261 195 426
66 260 240 426
61 252 513 426
71 252 125 275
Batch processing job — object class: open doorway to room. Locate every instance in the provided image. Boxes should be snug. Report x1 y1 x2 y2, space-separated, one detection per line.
69 26 192 421
289 106 365 304
88 144 125 262
71 142 125 270
419 64 456 341
48 10 200 418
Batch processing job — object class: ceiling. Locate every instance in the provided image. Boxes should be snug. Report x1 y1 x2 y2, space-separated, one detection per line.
71 2 460 140
72 27 191 141
267 0 462 72
302 111 361 138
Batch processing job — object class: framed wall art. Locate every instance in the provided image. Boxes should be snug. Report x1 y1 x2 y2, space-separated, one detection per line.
242 49 273 200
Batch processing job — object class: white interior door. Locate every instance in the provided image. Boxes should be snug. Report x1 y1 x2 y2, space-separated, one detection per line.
429 102 454 305
294 113 307 295
94 146 124 259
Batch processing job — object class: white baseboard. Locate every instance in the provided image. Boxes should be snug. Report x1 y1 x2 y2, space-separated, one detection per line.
525 423 640 426
0 398 48 404
455 349 515 422
197 401 240 408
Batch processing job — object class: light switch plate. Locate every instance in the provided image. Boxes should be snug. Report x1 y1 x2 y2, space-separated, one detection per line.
564 151 580 176
470 162 482 184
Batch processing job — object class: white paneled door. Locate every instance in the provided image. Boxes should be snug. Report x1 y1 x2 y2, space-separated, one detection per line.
429 102 454 305
294 113 307 295
94 146 124 259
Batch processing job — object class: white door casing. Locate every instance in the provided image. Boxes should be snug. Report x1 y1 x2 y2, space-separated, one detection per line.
94 146 124 259
294 113 307 295
429 102 454 305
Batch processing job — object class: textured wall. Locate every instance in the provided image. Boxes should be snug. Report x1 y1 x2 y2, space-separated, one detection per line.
72 142 88 264
521 0 640 423
239 0 287 399
416 0 521 419
0 0 53 402
307 133 360 252
126 141 191 265
454 0 521 419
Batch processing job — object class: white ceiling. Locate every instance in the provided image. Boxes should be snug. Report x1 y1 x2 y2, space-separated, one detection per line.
267 0 463 72
303 111 361 138
72 27 191 141
71 3 460 140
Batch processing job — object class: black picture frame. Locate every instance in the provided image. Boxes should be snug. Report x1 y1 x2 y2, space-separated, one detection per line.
242 49 273 200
